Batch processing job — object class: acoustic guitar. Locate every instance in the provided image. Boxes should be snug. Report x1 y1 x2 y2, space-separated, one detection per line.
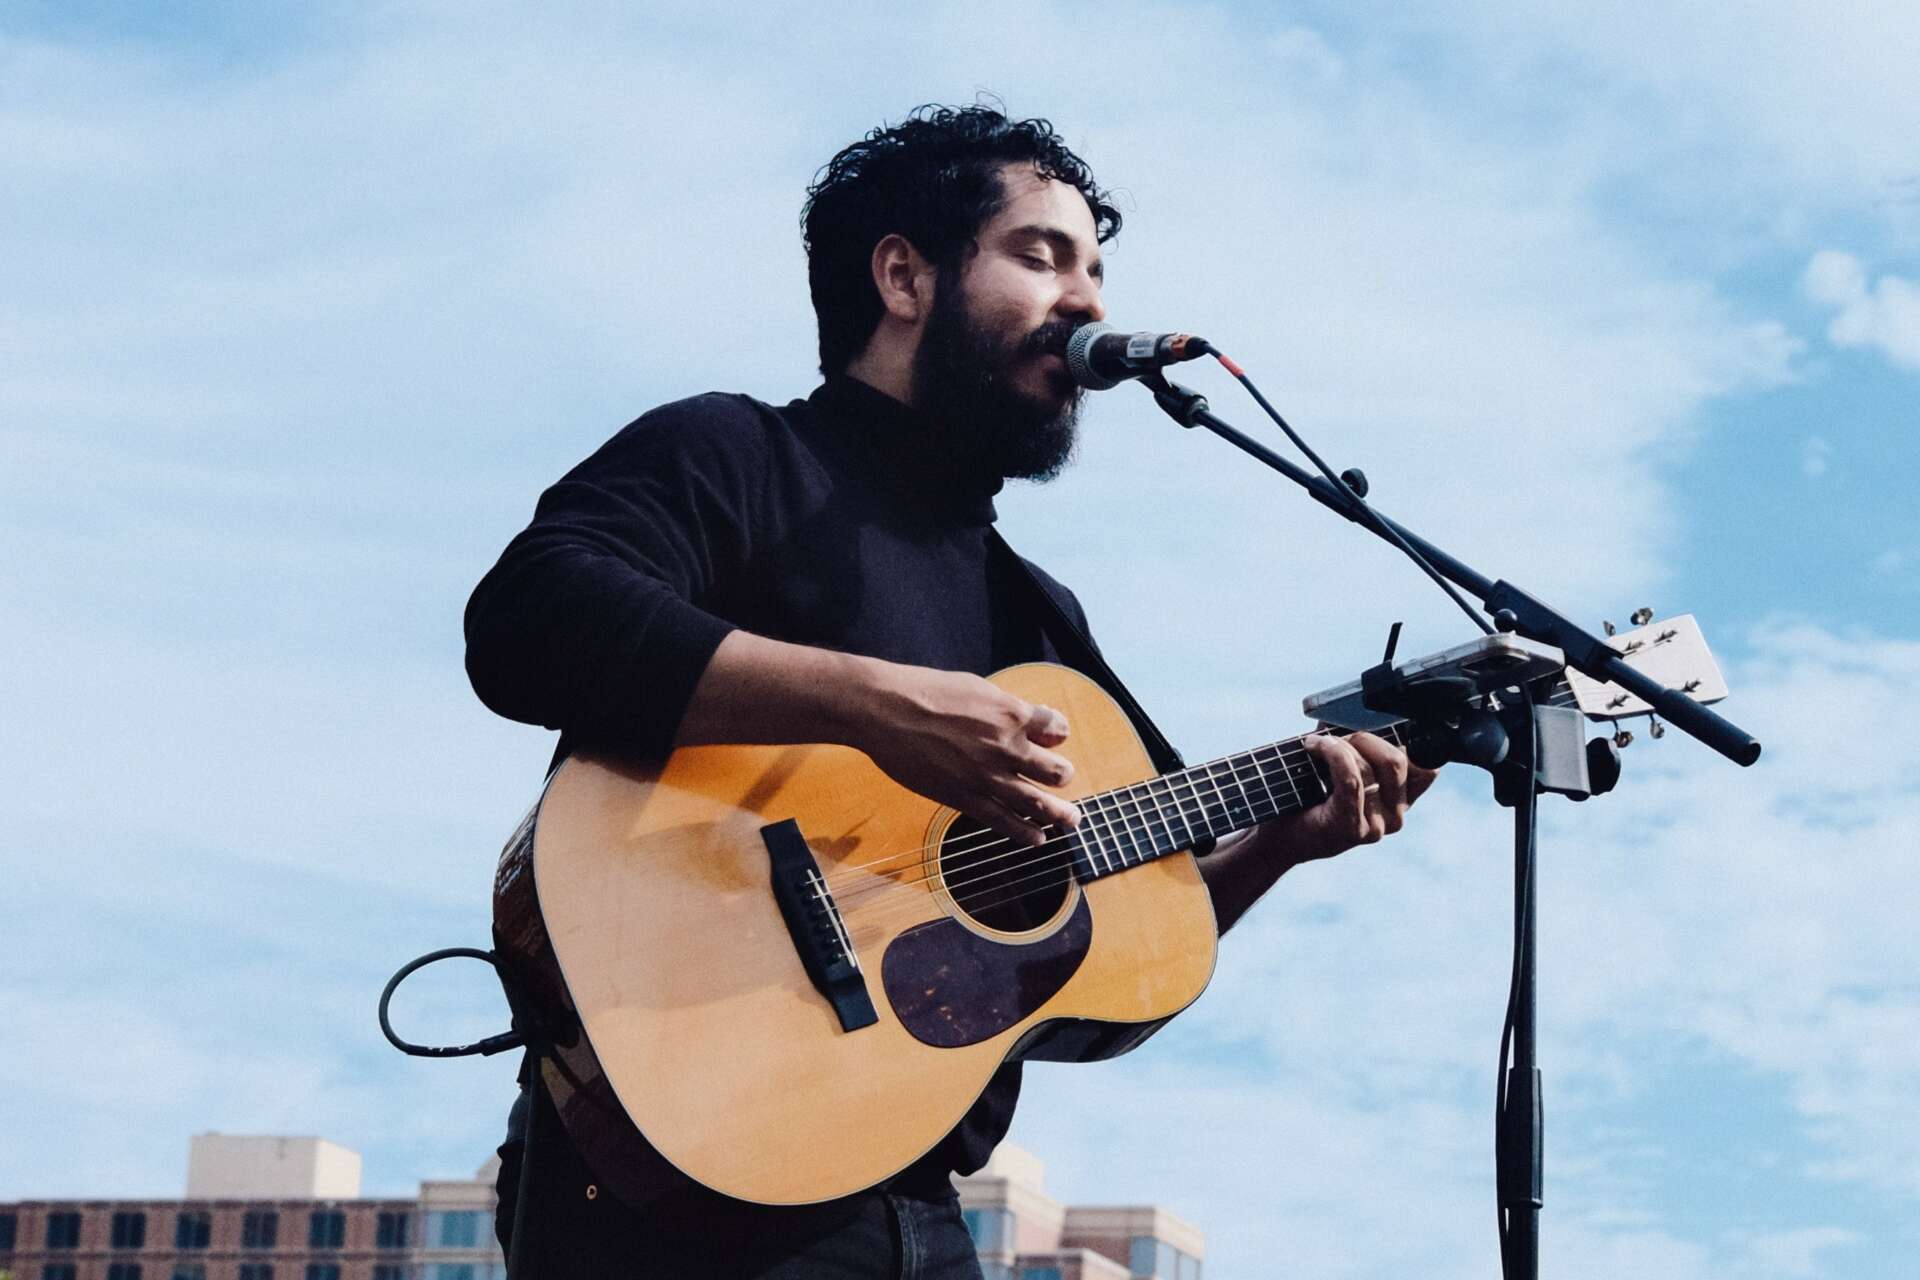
490 617 1723 1208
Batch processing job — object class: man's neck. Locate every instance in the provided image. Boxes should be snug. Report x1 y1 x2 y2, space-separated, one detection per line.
842 334 918 407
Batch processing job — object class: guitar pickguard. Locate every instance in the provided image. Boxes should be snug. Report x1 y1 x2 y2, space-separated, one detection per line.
881 893 1092 1048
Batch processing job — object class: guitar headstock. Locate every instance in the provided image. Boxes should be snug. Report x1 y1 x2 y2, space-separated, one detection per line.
1563 612 1728 724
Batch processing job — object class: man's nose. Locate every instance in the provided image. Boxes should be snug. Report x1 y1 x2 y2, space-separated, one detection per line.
1058 270 1106 324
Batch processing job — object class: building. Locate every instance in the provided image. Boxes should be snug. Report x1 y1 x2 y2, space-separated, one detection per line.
0 1135 501 1280
3 1135 1200 1280
957 1144 1204 1280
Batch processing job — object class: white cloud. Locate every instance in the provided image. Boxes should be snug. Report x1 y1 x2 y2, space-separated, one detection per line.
1871 547 1913 577
1801 250 1920 370
1359 5 1920 244
1736 1227 1863 1279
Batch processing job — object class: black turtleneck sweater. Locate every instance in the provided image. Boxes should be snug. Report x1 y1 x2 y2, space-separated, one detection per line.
465 375 1096 1200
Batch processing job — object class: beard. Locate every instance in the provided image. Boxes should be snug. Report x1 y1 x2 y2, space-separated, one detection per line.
911 277 1084 483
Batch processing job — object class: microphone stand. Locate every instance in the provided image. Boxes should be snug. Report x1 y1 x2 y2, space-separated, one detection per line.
1135 372 1760 1279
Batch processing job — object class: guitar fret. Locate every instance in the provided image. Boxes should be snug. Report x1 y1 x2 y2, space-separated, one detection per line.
1136 780 1180 859
1096 788 1139 868
1256 744 1300 816
1221 754 1257 828
1250 746 1288 818
1121 782 1144 871
1144 775 1195 851
1176 769 1215 841
1068 717 1420 882
1084 790 1121 874
1114 784 1157 867
1198 760 1232 833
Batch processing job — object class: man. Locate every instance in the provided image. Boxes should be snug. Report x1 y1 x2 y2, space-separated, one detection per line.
466 103 1432 1279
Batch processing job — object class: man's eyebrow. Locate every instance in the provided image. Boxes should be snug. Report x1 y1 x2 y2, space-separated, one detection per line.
1004 223 1104 278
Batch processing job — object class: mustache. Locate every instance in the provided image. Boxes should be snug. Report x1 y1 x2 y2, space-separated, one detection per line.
1018 320 1082 360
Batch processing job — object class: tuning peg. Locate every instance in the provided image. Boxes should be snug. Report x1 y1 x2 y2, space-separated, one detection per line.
1603 619 1617 636
1612 728 1634 749
1648 715 1665 740
1630 606 1654 626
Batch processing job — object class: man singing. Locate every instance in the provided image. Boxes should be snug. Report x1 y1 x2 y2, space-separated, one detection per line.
466 102 1432 1279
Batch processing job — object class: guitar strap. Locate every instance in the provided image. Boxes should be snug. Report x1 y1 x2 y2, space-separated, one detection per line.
988 527 1187 777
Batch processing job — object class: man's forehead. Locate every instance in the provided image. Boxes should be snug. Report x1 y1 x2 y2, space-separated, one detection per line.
987 164 1099 244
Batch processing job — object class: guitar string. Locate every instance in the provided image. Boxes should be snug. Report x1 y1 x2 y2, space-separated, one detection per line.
825 722 1408 907
816 736 1321 891
844 776 1322 938
825 765 1305 940
834 719 1415 933
821 722 1404 895
826 742 1316 904
834 753 1338 932
825 740 1332 911
826 727 1401 927
842 761 1313 930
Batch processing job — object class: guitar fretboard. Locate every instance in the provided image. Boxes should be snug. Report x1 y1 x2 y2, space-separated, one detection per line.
1066 722 1412 881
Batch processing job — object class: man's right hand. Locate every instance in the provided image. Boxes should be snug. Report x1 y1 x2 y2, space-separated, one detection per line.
855 663 1083 849
674 632 1081 849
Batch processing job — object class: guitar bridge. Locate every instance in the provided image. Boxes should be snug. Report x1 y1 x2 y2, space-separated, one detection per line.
761 818 877 1033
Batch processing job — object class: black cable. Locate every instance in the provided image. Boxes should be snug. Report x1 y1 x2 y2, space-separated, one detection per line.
378 946 545 1279
1205 350 1495 639
378 947 526 1058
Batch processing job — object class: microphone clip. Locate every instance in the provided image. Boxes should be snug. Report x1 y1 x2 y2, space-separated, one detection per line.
1141 371 1210 428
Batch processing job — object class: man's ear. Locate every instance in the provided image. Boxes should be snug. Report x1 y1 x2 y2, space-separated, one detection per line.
870 234 938 323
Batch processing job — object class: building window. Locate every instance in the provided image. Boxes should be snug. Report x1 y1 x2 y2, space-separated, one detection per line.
961 1207 1010 1252
424 1210 484 1249
242 1210 279 1249
42 1265 78 1280
307 1210 345 1250
1130 1237 1180 1278
431 1266 476 1280
372 1266 408 1280
111 1211 148 1249
375 1211 411 1249
1177 1251 1202 1280
1019 1269 1062 1280
304 1265 341 1280
0 1210 17 1250
46 1212 82 1249
238 1265 275 1280
175 1210 212 1250
107 1264 143 1280
171 1266 208 1280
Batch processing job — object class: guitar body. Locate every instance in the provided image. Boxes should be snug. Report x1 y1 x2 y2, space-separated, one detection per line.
493 663 1218 1208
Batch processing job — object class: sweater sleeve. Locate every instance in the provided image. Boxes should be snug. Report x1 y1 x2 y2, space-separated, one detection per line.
463 394 773 759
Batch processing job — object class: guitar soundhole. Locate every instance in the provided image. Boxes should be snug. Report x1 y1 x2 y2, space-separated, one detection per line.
939 815 1071 934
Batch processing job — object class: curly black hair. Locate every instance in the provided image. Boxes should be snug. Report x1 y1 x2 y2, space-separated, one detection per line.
801 103 1122 375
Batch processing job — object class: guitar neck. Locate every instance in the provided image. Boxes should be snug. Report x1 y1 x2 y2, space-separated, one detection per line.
1066 721 1412 881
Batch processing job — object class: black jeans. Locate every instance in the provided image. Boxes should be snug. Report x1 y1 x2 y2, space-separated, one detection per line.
496 1086 985 1280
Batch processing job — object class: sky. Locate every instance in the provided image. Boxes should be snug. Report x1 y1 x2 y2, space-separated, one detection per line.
3 2 1917 1277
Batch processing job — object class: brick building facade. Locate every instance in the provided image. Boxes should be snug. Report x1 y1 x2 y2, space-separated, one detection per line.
0 1136 501 1280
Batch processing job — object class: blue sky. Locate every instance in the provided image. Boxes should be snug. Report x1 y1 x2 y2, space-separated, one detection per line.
4 3 1917 1278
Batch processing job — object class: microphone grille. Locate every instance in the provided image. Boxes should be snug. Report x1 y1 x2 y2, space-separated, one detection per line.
1064 322 1119 390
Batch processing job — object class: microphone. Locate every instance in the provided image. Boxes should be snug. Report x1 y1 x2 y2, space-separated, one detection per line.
1064 322 1212 390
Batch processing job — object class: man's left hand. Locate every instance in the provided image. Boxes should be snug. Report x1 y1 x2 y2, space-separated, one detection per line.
1276 730 1439 863
1196 730 1439 933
